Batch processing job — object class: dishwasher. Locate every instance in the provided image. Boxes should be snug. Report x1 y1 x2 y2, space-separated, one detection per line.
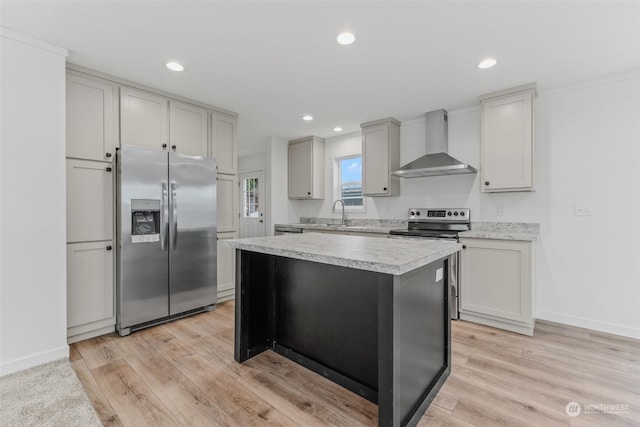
274 226 303 235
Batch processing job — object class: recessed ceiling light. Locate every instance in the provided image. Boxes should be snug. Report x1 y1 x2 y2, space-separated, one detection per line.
333 127 343 132
337 32 355 45
477 58 497 69
166 62 184 72
302 115 313 121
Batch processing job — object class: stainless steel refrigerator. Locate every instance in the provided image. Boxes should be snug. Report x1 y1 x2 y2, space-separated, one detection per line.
116 145 217 336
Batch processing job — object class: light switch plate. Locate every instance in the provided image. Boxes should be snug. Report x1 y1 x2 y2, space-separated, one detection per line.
436 268 443 282
574 204 593 216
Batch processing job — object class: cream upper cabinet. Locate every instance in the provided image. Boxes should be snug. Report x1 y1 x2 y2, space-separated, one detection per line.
480 84 536 192
67 159 113 243
459 238 535 336
169 100 208 157
217 174 238 232
67 241 114 331
361 118 400 196
288 136 325 199
66 73 118 161
211 113 237 174
120 86 169 151
217 232 237 302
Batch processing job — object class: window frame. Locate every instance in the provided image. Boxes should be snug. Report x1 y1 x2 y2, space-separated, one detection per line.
333 154 366 213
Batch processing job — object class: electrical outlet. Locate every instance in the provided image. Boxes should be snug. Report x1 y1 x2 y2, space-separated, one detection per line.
574 204 593 216
497 204 506 216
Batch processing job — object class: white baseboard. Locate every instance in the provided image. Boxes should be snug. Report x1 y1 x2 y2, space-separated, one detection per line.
536 310 640 340
0 345 69 377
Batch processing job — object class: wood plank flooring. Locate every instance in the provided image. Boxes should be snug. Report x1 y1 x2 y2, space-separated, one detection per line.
70 302 639 426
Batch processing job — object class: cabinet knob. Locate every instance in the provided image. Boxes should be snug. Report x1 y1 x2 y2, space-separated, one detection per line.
162 144 167 149
484 181 490 186
307 192 311 196
106 167 112 172
105 152 112 158
106 245 112 251
462 245 467 249
383 187 387 191
171 145 177 151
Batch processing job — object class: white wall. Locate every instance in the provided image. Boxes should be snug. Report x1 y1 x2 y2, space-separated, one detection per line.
0 30 69 375
288 72 640 339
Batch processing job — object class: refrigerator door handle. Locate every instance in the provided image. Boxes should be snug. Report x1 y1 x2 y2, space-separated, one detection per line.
161 182 169 251
171 182 178 250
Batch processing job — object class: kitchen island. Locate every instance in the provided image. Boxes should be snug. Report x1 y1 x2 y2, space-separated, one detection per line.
223 233 460 427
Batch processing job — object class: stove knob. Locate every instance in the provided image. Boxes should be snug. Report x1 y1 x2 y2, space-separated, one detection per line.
454 211 459 216
410 210 416 216
416 211 421 216
447 211 452 216
460 211 466 216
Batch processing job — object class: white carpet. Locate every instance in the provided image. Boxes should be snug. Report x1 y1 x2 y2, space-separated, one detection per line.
0 358 102 427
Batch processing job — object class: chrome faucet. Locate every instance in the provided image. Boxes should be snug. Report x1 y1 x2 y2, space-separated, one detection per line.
332 199 348 226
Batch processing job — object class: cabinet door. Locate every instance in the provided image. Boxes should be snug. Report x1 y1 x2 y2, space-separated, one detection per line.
217 174 238 232
67 159 113 242
288 140 312 198
120 87 169 151
362 123 390 195
481 91 533 192
66 73 117 161
460 239 532 324
217 232 237 300
67 241 114 328
169 100 208 156
211 113 237 173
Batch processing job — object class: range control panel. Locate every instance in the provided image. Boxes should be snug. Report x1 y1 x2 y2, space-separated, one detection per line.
408 208 470 222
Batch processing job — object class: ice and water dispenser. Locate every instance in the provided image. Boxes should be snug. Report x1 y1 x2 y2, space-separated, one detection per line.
131 199 161 243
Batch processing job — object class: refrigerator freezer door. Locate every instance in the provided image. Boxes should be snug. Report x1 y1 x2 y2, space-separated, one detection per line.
117 145 170 330
168 152 217 315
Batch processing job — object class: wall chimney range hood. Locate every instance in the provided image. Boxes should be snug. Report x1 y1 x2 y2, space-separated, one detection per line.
392 109 477 178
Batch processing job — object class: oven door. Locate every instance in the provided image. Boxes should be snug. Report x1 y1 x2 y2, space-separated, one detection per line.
389 234 460 320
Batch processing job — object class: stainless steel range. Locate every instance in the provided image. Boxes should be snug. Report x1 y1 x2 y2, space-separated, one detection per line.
390 208 470 319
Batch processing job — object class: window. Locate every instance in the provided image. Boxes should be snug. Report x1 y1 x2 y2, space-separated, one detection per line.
335 155 363 210
243 177 260 217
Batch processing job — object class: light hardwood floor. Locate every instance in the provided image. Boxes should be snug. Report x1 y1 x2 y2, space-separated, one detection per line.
70 301 639 426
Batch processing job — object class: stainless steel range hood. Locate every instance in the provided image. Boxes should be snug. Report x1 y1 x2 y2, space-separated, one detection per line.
392 109 477 178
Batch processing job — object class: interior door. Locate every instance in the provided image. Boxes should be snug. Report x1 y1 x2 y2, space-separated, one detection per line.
169 152 217 315
117 145 169 330
239 170 266 238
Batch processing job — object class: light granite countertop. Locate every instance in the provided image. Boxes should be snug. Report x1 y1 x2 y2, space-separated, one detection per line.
274 223 395 234
460 222 540 241
223 233 460 275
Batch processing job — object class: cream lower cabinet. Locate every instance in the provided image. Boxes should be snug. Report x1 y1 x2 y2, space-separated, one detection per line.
67 241 115 343
459 238 535 336
217 232 237 302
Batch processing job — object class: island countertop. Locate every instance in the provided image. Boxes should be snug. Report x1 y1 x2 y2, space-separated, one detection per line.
223 232 460 275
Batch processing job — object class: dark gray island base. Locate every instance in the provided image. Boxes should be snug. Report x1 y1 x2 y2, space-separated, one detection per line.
225 234 457 427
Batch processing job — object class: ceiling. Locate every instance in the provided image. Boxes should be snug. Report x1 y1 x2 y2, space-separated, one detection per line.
2 1 639 156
